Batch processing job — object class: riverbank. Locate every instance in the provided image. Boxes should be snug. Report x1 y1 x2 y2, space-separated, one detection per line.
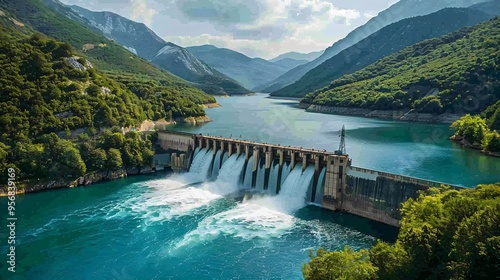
301 103 461 124
450 135 500 157
0 167 167 196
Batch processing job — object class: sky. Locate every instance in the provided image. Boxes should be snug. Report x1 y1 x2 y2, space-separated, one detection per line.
60 0 399 59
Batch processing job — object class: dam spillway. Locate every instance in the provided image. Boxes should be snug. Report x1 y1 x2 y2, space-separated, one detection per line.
156 131 462 227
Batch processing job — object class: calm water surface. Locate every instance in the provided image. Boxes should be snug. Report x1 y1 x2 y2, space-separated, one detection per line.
172 94 499 187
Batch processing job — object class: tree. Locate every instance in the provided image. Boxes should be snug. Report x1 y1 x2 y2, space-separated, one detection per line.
302 184 500 280
88 148 107 172
370 241 409 280
303 247 378 280
106 148 122 174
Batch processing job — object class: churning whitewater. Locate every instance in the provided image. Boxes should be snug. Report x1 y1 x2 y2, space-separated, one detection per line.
9 147 379 279
122 148 319 247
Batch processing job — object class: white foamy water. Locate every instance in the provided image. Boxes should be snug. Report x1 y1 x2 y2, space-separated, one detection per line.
174 202 296 249
105 153 247 223
175 163 316 248
185 148 213 184
200 154 246 195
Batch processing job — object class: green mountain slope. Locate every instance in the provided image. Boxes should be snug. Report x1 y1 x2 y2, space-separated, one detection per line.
0 0 219 100
0 9 220 182
272 7 496 98
302 17 500 116
259 0 491 94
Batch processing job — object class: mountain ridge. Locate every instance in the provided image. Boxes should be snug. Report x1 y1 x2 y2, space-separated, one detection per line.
186 44 291 90
66 4 249 95
302 17 500 119
258 0 492 93
270 51 323 63
271 7 497 98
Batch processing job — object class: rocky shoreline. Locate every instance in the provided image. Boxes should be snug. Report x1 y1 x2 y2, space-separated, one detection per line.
301 103 462 124
0 167 163 196
450 135 500 158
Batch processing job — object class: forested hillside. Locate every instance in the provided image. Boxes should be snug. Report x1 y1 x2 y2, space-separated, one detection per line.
302 18 500 116
272 8 495 98
260 0 491 94
303 183 500 280
0 14 211 183
451 100 500 153
0 0 220 99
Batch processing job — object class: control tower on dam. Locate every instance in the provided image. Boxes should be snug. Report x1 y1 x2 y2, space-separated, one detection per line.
156 130 462 227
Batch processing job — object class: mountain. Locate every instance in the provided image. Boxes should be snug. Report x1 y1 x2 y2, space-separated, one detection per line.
270 51 323 63
469 0 500 15
272 58 309 70
152 43 250 95
302 17 500 117
69 5 164 60
259 0 492 93
0 0 217 116
64 4 249 95
186 45 289 90
271 7 496 98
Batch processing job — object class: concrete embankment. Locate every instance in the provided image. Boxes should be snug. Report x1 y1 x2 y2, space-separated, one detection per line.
302 103 461 124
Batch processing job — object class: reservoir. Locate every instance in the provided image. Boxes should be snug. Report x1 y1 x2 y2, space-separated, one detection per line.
1 94 498 280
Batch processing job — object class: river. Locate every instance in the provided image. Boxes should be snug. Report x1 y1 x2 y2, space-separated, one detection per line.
1 94 498 280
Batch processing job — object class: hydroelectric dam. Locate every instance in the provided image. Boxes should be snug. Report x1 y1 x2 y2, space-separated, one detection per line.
155 130 461 227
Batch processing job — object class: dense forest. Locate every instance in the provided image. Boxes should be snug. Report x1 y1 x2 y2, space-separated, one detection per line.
272 7 496 98
451 100 500 153
302 17 500 116
0 19 210 184
303 183 500 280
0 0 218 99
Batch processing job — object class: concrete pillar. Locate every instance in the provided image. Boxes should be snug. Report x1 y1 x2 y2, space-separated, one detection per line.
279 150 284 167
252 148 260 172
180 154 186 169
264 150 273 190
302 153 307 171
323 155 339 210
197 137 203 149
220 141 225 155
236 143 241 157
212 139 217 155
311 155 320 202
205 138 210 150
228 143 233 157
265 150 273 169
290 152 296 170
245 145 250 160
252 147 260 188
276 149 284 194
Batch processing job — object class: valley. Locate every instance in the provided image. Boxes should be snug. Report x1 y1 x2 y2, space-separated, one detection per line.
0 0 499 279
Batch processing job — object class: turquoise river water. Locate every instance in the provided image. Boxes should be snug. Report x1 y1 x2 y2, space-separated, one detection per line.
1 94 498 280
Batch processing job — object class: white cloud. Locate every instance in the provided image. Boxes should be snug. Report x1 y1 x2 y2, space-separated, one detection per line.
130 0 157 26
363 11 378 19
61 0 395 58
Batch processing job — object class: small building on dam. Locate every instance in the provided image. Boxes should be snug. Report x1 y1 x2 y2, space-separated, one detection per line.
156 130 461 227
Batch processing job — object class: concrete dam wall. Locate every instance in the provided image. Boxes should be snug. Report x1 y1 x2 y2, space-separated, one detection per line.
156 131 461 227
